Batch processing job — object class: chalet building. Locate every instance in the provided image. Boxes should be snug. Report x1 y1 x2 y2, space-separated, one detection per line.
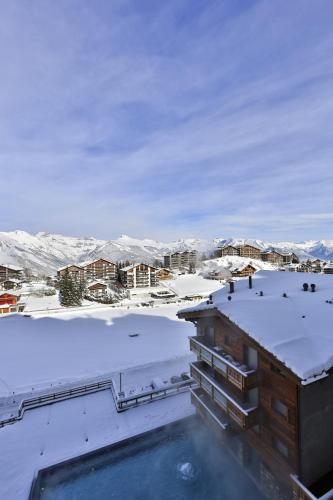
178 271 333 500
0 264 23 282
323 262 333 274
57 264 85 281
206 269 232 281
0 293 25 315
220 245 240 257
86 281 108 298
261 250 285 265
230 263 257 277
238 245 262 259
156 268 173 280
0 279 22 291
119 263 159 288
163 250 197 270
80 259 117 282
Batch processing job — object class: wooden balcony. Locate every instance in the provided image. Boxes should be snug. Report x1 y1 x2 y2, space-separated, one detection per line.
191 387 229 431
190 361 258 429
190 336 257 391
291 474 333 500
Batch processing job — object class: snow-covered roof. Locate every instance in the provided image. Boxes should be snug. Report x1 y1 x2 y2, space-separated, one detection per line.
179 270 333 382
120 263 157 271
57 264 84 272
0 264 23 271
87 281 107 288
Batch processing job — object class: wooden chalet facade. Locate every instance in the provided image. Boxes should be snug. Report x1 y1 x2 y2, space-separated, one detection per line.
86 281 108 298
156 268 173 280
119 263 159 288
57 264 85 281
0 265 23 282
0 293 25 315
238 244 262 259
261 250 285 265
178 272 333 500
220 245 239 257
231 264 257 277
81 259 117 282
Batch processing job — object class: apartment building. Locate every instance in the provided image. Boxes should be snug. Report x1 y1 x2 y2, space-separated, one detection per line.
57 264 85 281
163 250 197 270
178 271 333 500
0 264 23 282
119 263 159 288
261 250 285 265
81 258 117 282
220 245 239 257
86 281 108 298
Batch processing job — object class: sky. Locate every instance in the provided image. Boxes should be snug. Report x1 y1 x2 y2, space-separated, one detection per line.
0 0 333 242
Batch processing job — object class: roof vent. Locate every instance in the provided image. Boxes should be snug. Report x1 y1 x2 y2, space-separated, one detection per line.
282 293 288 298
227 295 232 301
303 283 309 292
249 276 253 289
229 281 235 294
310 284 316 292
259 291 264 296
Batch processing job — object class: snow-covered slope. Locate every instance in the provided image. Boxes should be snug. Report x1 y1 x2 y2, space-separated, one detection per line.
0 231 215 275
0 230 332 275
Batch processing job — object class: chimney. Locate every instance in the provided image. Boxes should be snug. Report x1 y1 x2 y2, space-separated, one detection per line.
310 283 316 292
229 281 235 294
249 275 253 289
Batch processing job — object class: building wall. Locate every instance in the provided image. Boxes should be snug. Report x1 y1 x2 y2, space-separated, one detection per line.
299 374 333 486
239 246 261 259
83 259 116 281
221 246 239 257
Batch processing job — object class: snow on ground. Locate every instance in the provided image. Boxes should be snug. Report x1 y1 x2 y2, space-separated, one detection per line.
0 304 194 397
164 273 223 297
200 255 277 275
0 389 194 500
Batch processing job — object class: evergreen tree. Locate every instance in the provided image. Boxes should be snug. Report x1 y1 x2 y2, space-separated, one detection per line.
59 270 86 307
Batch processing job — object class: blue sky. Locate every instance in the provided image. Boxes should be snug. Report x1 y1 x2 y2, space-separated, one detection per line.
0 0 333 241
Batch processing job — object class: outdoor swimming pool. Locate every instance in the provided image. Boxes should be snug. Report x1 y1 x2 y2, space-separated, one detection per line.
35 417 266 500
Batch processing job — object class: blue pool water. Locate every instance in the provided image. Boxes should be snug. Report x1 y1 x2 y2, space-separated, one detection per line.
38 418 266 500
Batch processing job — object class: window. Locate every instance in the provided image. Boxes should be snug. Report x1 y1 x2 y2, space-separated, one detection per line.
272 398 288 418
224 335 231 346
273 437 289 458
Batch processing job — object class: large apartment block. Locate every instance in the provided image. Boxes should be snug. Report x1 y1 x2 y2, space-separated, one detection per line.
57 258 117 282
119 263 158 288
178 271 333 500
164 250 197 269
220 244 299 264
0 264 24 282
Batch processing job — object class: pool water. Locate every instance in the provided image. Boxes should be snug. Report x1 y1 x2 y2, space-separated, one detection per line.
38 418 265 500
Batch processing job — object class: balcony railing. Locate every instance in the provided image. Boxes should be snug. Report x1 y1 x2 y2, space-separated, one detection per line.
190 361 257 429
291 475 333 500
190 336 257 390
191 387 229 430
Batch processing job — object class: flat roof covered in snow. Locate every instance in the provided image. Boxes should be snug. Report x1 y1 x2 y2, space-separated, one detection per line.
179 270 333 382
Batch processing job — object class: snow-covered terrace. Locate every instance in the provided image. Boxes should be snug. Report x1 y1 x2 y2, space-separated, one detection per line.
179 270 333 382
0 305 193 398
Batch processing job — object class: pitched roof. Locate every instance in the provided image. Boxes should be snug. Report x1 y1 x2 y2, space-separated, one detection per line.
179 270 333 383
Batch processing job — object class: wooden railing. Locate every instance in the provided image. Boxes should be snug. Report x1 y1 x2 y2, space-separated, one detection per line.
190 362 257 429
190 337 257 391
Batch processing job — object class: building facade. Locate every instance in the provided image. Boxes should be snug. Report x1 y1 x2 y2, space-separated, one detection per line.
81 259 117 282
178 272 333 499
220 245 240 257
0 293 26 314
164 251 197 269
57 264 85 281
119 263 159 288
0 265 23 282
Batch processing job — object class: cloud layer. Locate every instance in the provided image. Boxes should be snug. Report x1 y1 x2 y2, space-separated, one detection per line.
0 0 332 241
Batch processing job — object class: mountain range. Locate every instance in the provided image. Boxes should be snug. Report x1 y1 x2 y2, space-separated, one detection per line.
0 230 332 275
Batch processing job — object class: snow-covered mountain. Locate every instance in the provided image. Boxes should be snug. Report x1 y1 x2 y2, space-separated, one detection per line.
0 230 333 275
0 231 214 275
